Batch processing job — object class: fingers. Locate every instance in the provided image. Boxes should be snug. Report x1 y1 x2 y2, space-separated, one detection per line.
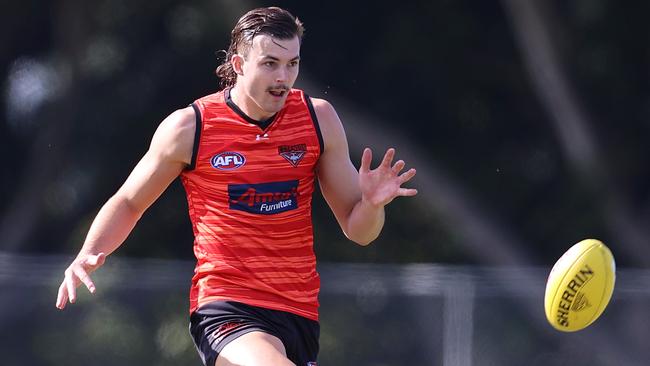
360 148 372 173
56 281 68 309
65 270 78 305
74 253 105 293
398 187 418 197
398 168 417 196
57 268 88 308
392 160 405 174
55 253 106 310
399 168 417 184
73 266 96 294
363 148 399 172
89 253 106 268
364 148 416 185
380 148 395 168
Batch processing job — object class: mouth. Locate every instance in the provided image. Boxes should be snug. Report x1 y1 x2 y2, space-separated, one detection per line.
268 87 288 98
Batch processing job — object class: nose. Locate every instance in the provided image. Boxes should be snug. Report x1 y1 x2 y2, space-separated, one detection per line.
275 66 288 83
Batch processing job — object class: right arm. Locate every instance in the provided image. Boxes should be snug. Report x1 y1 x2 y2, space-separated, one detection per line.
55 106 196 309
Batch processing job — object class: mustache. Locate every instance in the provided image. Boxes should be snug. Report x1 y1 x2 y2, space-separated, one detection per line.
266 85 290 91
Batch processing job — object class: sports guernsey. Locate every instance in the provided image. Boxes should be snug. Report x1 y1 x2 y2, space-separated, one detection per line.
180 88 324 321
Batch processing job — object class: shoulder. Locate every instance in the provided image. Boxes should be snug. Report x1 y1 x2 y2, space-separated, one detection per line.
309 97 335 114
308 97 347 153
150 106 196 165
194 90 226 106
156 106 196 144
309 97 340 130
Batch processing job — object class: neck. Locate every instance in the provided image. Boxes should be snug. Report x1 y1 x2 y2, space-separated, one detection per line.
229 85 274 121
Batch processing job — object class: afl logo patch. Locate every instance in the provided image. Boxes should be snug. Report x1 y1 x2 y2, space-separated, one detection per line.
211 152 246 170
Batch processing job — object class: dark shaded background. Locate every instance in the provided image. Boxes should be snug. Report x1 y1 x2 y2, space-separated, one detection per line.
2 0 649 267
2 1 650 365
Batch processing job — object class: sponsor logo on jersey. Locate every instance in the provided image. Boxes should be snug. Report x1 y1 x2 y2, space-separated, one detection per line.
211 151 246 170
278 143 307 167
228 180 299 214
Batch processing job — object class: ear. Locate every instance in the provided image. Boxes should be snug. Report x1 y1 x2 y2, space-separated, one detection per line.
231 54 245 75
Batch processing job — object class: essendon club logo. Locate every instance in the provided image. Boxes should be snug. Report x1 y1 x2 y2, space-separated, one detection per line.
278 144 307 167
228 180 299 215
211 151 246 170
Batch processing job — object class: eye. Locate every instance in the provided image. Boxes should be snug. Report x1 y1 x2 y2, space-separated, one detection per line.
289 61 299 67
264 61 276 67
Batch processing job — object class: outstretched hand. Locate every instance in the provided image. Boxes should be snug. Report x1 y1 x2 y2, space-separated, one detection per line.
359 147 417 207
56 252 106 309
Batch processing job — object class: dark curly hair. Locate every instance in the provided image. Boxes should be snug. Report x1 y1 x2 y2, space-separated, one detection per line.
215 7 304 89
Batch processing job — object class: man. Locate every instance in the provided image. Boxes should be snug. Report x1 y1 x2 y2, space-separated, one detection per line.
56 7 417 366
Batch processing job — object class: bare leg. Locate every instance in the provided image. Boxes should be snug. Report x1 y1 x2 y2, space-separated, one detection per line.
215 331 296 366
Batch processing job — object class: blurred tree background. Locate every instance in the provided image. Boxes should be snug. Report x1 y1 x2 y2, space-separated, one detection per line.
2 0 649 267
2 0 650 365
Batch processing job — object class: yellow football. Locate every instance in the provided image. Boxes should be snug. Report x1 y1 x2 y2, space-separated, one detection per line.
544 239 616 332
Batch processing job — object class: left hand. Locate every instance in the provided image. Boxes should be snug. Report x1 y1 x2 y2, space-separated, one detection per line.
359 147 417 207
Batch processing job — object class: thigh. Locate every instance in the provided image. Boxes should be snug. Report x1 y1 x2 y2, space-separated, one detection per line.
190 301 281 366
215 331 296 366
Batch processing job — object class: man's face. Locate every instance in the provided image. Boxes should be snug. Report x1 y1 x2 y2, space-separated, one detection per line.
235 34 300 118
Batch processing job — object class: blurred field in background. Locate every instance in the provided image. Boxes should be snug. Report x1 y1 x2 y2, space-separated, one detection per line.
2 253 649 365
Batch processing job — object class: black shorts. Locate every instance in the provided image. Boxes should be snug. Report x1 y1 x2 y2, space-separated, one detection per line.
189 301 319 366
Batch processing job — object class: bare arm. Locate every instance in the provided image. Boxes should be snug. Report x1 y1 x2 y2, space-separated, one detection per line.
314 98 417 246
56 106 196 309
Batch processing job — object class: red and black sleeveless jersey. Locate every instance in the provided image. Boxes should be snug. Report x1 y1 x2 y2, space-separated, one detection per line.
180 88 324 321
